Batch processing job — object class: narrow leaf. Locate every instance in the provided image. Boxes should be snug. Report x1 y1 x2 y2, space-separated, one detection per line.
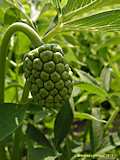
63 0 120 22
52 0 62 14
63 10 120 32
54 102 73 147
62 0 95 14
96 132 120 155
91 108 104 152
75 69 98 85
74 112 106 123
100 67 112 92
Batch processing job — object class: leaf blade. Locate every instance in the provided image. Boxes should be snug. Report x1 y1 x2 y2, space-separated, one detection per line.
76 82 108 98
63 10 120 32
0 103 25 142
54 102 73 147
27 123 52 148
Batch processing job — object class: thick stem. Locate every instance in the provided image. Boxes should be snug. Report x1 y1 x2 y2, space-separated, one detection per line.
0 22 43 103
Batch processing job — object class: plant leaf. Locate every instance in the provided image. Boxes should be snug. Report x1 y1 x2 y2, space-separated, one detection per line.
63 10 120 32
96 132 120 155
75 69 98 85
76 82 108 98
62 0 96 14
52 0 62 14
28 147 58 160
27 123 52 148
74 112 106 123
100 66 112 92
91 108 104 152
4 7 21 25
63 0 120 22
0 103 25 141
54 101 73 147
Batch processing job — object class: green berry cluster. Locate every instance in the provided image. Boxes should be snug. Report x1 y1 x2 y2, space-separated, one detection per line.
23 44 73 107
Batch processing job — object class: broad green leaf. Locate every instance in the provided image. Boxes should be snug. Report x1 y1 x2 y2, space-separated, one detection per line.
86 57 102 77
54 101 73 147
64 48 78 62
6 1 35 28
63 0 120 22
111 76 120 92
28 147 58 160
5 87 16 103
27 123 52 148
76 82 108 98
14 32 31 57
100 67 112 92
74 112 106 123
4 7 21 25
0 103 25 141
63 10 120 32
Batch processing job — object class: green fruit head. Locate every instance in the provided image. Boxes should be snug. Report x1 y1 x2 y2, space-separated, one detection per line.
23 43 73 107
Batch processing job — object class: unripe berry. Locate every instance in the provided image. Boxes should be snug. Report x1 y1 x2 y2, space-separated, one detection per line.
23 43 73 107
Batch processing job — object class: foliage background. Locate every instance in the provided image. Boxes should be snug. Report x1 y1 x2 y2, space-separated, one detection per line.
0 0 120 160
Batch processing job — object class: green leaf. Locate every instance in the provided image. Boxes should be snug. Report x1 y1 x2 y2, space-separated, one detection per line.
14 32 31 56
63 10 120 32
74 112 106 123
27 123 52 148
52 0 62 14
5 86 16 103
0 103 25 142
4 7 20 25
86 57 102 76
96 132 120 155
100 66 112 92
54 101 73 147
25 102 45 113
91 108 104 152
63 0 120 22
62 0 95 14
76 82 108 98
75 69 98 85
28 147 58 160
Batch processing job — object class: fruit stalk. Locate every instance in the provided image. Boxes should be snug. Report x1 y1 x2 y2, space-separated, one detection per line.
0 22 43 103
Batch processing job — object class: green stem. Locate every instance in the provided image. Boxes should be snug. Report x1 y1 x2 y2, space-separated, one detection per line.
0 22 43 103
